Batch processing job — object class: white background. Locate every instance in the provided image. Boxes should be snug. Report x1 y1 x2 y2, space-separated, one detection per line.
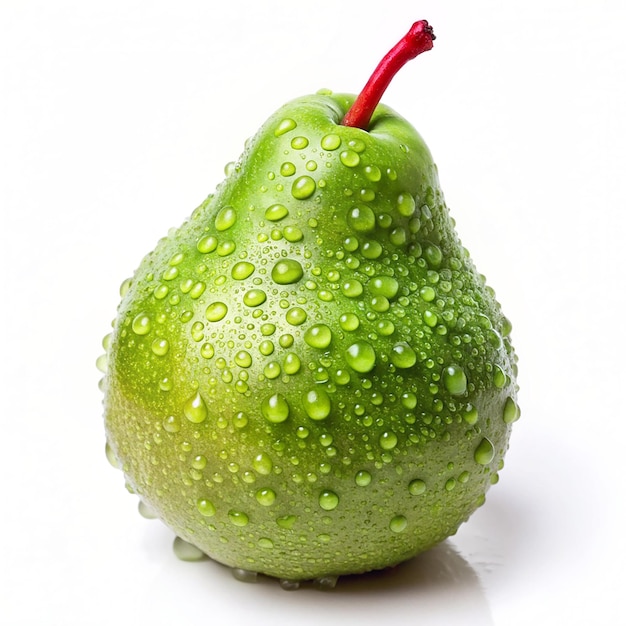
1 1 625 624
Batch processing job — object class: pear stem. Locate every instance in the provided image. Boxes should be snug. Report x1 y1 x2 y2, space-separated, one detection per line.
342 20 435 130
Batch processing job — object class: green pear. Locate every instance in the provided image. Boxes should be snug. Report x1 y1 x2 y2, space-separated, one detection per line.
100 21 519 584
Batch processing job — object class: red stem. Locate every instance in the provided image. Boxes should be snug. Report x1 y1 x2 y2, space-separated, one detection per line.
342 20 435 130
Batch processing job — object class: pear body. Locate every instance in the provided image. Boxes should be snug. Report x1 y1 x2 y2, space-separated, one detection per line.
102 93 519 580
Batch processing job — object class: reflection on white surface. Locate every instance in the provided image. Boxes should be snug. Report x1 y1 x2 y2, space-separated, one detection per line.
143 523 494 626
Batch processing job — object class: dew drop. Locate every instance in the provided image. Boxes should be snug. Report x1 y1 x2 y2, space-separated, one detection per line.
276 515 297 529
275 118 297 136
261 394 290 423
345 341 376 373
206 302 228 322
131 313 151 335
197 498 216 517
364 165 382 182
255 488 276 506
493 365 507 389
231 261 255 280
355 470 372 487
197 235 218 254
173 537 206 562
291 176 316 200
409 479 426 495
424 243 443 267
341 279 363 298
283 353 301 375
340 150 360 167
339 312 360 331
291 136 309 149
283 225 304 242
163 415 181 433
321 134 341 150
304 324 332 349
474 437 495 465
443 365 468 396
379 431 398 450
253 453 273 475
389 515 407 533
215 206 237 231
286 307 307 326
151 338 169 356
272 259 304 285
228 510 249 526
184 392 208 424
390 342 417 369
265 204 289 221
503 397 520 423
280 162 296 177
243 289 267 307
397 193 416 217
347 205 376 233
302 388 332 421
234 350 252 368
318 490 339 511
369 276 399 299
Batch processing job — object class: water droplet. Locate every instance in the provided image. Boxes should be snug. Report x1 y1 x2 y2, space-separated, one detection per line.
369 276 399 299
206 302 228 322
474 437 495 465
345 341 376 373
443 365 468 396
151 338 169 356
197 498 216 516
377 319 395 336
234 350 252 368
318 490 339 511
423 310 438 328
397 193 416 217
503 397 520 423
253 453 273 475
291 176 316 200
304 324 332 349
341 279 363 298
364 165 382 182
339 150 360 167
138 500 158 519
424 243 443 267
265 204 289 221
390 227 407 246
131 313 151 335
321 134 341 150
259 340 274 356
243 289 267 307
200 342 214 359
215 206 237 231
463 404 479 425
493 365 507 388
409 479 426 495
228 510 249 526
262 393 290 423
275 118 297 136
280 162 296 177
272 259 303 285
231 261 255 280
339 312 360 331
105 442 121 468
95 353 108 373
420 286 436 302
302 388 332 421
355 470 372 487
184 392 208 424
162 415 181 433
197 235 218 254
379 431 398 450
361 240 382 259
389 515 407 533
283 225 304 242
258 537 274 549
286 307 307 325
390 342 417 369
283 353 301 374
291 136 309 150
255 488 276 506
276 515 296 529
173 536 206 562
347 205 376 233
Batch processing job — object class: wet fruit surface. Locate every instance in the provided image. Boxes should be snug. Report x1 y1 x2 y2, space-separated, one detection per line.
100 22 519 582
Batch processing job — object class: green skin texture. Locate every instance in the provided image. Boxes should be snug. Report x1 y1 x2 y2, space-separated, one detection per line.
103 92 519 581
